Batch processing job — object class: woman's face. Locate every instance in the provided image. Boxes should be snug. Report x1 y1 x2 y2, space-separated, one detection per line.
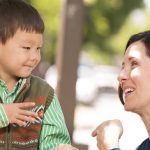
118 41 150 114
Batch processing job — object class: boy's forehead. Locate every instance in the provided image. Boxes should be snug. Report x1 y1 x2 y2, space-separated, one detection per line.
16 29 43 35
15 29 43 43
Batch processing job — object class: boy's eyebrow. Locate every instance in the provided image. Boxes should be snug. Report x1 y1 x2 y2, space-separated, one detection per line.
21 40 33 44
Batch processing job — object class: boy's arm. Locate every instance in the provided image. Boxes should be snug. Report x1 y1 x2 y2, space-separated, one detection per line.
0 104 9 128
39 94 71 150
0 102 38 127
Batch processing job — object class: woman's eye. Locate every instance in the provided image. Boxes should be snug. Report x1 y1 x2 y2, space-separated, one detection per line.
131 61 138 68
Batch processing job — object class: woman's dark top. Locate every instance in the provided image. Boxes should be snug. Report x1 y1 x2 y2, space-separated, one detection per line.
110 138 150 150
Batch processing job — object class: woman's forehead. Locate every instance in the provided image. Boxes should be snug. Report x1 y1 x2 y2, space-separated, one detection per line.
123 42 146 61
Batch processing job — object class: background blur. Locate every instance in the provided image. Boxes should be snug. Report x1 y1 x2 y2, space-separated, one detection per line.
27 0 150 149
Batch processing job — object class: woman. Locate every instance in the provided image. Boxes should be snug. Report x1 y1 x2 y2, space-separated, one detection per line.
92 30 150 150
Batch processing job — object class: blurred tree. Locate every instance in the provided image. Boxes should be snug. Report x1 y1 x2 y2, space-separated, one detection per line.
55 0 84 142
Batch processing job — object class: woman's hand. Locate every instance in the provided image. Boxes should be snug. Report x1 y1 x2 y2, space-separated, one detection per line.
92 119 123 150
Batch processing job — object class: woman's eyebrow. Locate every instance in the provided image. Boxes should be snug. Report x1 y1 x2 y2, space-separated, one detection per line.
129 56 135 60
128 56 139 62
121 62 125 68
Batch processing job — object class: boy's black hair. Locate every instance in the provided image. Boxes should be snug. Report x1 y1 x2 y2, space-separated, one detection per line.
118 30 150 105
0 0 44 44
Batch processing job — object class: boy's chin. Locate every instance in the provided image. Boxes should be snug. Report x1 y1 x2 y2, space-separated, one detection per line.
17 73 32 78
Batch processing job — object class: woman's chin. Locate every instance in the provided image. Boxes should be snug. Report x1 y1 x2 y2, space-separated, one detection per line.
124 103 137 113
124 103 132 111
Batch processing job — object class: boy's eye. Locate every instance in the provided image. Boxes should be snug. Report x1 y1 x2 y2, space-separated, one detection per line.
23 46 31 50
37 47 41 51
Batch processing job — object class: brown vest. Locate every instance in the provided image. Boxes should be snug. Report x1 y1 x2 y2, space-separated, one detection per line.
0 75 54 150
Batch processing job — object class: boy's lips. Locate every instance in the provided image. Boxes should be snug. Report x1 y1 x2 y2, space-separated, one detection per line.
24 63 35 67
23 64 35 70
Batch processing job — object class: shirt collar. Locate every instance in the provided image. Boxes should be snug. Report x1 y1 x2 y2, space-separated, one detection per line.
0 78 26 94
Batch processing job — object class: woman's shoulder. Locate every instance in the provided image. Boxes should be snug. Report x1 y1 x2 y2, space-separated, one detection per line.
136 138 150 150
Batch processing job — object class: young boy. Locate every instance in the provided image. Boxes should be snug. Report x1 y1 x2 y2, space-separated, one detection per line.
0 0 70 149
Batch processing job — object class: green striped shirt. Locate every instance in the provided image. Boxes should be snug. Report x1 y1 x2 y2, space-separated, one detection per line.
0 79 71 149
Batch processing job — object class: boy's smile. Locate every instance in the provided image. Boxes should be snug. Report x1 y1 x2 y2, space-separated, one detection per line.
0 29 43 88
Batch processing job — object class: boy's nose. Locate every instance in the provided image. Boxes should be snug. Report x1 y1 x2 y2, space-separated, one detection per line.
30 50 40 61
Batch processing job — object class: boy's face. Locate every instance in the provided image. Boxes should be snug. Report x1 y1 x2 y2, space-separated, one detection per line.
0 29 43 80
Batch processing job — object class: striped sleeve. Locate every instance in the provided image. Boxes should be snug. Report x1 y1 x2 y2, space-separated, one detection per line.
0 104 9 128
39 94 71 150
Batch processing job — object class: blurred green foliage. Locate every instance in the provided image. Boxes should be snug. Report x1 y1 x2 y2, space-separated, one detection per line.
27 0 144 64
84 0 144 64
110 9 150 58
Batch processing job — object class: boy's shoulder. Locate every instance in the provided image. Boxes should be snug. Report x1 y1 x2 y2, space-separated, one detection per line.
21 75 54 117
26 75 54 97
30 75 53 88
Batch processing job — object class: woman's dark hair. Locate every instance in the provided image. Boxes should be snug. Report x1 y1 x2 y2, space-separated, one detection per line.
0 0 44 44
118 30 150 105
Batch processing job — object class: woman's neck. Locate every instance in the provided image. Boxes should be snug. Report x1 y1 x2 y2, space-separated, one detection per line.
140 110 150 138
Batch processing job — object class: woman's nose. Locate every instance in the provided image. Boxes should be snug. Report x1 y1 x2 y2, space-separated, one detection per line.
117 68 129 85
